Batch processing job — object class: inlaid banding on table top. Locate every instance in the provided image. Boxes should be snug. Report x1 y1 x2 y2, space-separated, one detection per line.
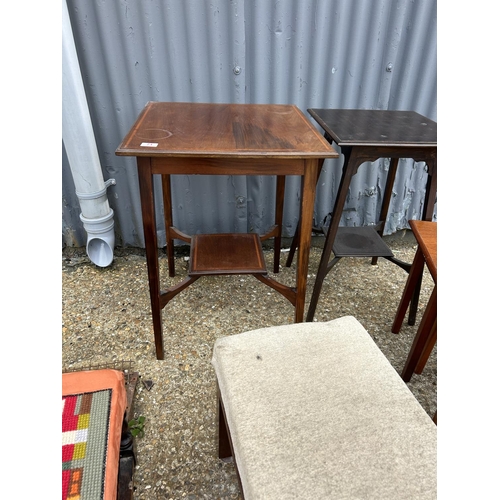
135 128 173 140
115 102 339 158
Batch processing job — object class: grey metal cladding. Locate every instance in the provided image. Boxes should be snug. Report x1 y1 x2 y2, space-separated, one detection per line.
62 0 437 249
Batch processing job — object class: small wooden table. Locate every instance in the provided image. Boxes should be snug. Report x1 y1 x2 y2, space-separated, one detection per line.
116 102 338 359
299 109 437 321
392 220 437 382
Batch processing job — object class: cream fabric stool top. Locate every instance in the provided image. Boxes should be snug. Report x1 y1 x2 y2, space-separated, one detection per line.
212 316 436 500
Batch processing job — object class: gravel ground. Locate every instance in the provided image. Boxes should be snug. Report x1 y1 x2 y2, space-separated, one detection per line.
62 230 436 499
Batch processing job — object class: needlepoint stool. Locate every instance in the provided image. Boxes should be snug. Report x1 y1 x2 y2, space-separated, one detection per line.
62 369 137 500
212 316 436 500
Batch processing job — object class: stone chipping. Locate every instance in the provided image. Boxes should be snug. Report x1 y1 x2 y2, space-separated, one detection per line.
62 231 437 500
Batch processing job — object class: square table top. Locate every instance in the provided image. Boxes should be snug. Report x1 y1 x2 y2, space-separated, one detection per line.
307 109 437 148
116 101 338 159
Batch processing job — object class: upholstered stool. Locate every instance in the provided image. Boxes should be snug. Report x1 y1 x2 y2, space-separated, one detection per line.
212 316 436 499
62 369 137 500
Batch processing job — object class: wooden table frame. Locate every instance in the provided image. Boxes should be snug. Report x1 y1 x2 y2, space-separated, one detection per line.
296 109 437 322
116 102 338 359
392 220 437 382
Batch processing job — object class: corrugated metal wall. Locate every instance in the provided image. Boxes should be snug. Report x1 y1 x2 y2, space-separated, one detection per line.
62 0 437 249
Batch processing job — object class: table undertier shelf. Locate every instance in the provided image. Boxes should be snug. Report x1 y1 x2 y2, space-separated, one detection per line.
332 226 394 258
189 233 267 276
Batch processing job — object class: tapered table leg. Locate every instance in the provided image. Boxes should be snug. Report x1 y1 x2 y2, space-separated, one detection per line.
274 175 285 273
138 157 164 360
286 157 325 268
161 174 175 277
294 159 318 322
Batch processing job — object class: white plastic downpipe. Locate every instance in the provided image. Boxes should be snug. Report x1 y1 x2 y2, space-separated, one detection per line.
62 0 116 267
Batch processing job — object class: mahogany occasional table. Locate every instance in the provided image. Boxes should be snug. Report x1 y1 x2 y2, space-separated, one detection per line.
116 102 338 360
392 220 437 382
295 109 437 322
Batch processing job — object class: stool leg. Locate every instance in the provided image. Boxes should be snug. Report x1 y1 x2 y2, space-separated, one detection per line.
401 286 437 382
218 397 232 460
120 414 135 462
217 395 246 497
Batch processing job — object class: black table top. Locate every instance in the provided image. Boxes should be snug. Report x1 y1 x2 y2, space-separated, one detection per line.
307 109 437 148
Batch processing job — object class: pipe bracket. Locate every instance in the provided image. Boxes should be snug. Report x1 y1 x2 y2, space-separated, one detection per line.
76 178 116 201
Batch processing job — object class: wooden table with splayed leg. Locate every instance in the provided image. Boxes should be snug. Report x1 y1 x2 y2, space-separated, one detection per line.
392 220 437 382
116 102 338 360
287 109 437 322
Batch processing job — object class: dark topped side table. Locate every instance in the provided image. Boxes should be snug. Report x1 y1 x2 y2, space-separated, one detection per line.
116 102 338 359
298 109 437 322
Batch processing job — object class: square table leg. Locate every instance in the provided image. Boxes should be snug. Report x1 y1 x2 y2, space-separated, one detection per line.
285 157 326 268
137 157 165 360
294 159 318 322
273 175 286 274
161 174 175 277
